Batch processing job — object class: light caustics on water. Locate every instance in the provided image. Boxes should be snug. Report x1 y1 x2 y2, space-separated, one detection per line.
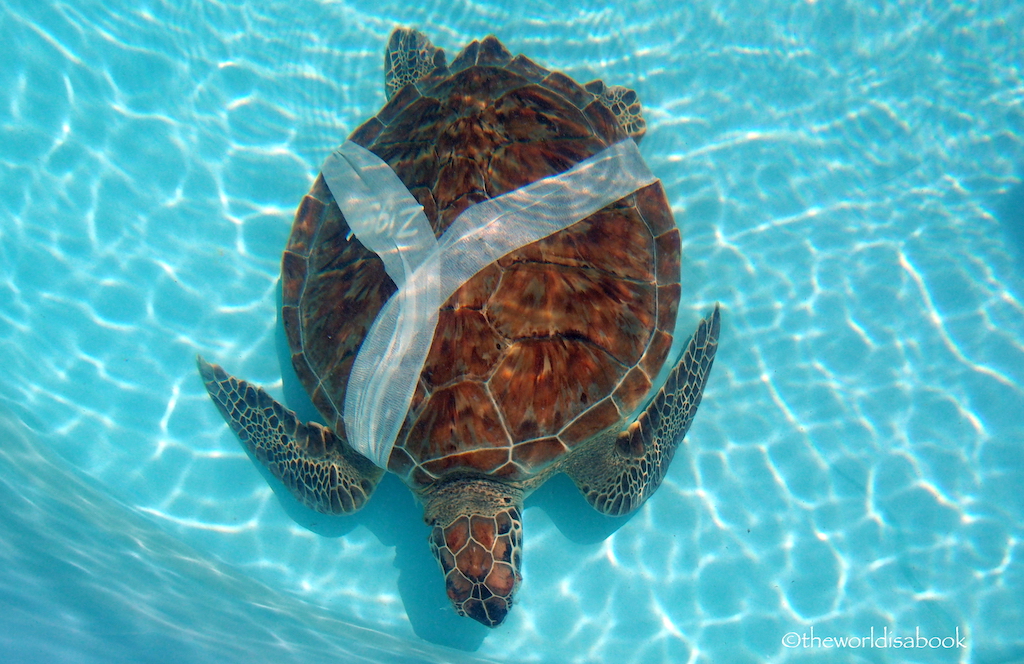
1 0 1023 662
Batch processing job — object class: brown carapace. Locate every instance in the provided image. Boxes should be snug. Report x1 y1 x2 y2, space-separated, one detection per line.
198 27 720 628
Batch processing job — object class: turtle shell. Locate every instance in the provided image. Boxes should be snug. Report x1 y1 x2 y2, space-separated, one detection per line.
281 35 681 489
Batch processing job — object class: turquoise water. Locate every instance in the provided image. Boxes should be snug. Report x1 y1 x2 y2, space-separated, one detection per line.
2 0 1023 662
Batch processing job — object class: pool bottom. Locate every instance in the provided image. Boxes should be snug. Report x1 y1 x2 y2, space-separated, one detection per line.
0 412 500 664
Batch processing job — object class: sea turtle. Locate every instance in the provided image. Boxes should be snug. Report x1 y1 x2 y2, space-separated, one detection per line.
197 27 720 627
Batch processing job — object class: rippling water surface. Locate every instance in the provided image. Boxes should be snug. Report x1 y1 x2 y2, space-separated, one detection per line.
2 0 1023 662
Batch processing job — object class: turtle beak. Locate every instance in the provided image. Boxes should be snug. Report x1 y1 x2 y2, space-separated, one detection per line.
428 506 523 627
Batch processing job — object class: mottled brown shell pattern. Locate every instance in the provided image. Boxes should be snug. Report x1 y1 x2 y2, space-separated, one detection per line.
282 36 681 489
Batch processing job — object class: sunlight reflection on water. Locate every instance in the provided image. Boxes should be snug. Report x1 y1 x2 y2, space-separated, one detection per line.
2 0 1024 661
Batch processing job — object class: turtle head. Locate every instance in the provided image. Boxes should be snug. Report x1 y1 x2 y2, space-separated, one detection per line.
423 477 524 627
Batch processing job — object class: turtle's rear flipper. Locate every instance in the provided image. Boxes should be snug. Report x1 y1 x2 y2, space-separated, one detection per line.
584 80 647 141
565 305 720 516
384 28 445 100
197 356 384 514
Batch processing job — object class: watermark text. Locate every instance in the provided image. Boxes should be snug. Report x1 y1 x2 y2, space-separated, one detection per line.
782 626 966 650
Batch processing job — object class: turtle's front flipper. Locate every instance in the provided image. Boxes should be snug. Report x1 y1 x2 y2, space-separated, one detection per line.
565 305 720 516
197 356 384 514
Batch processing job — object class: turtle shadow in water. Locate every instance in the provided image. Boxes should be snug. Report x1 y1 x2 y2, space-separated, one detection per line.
249 457 489 649
525 473 633 545
993 165 1024 269
249 448 630 650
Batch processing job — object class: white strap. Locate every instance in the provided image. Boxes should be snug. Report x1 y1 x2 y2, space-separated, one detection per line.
322 139 657 468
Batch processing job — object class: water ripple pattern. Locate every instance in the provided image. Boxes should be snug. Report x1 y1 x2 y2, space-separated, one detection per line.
1 0 1023 662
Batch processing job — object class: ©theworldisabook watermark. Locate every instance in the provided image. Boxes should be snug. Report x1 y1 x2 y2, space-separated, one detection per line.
782 626 967 650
